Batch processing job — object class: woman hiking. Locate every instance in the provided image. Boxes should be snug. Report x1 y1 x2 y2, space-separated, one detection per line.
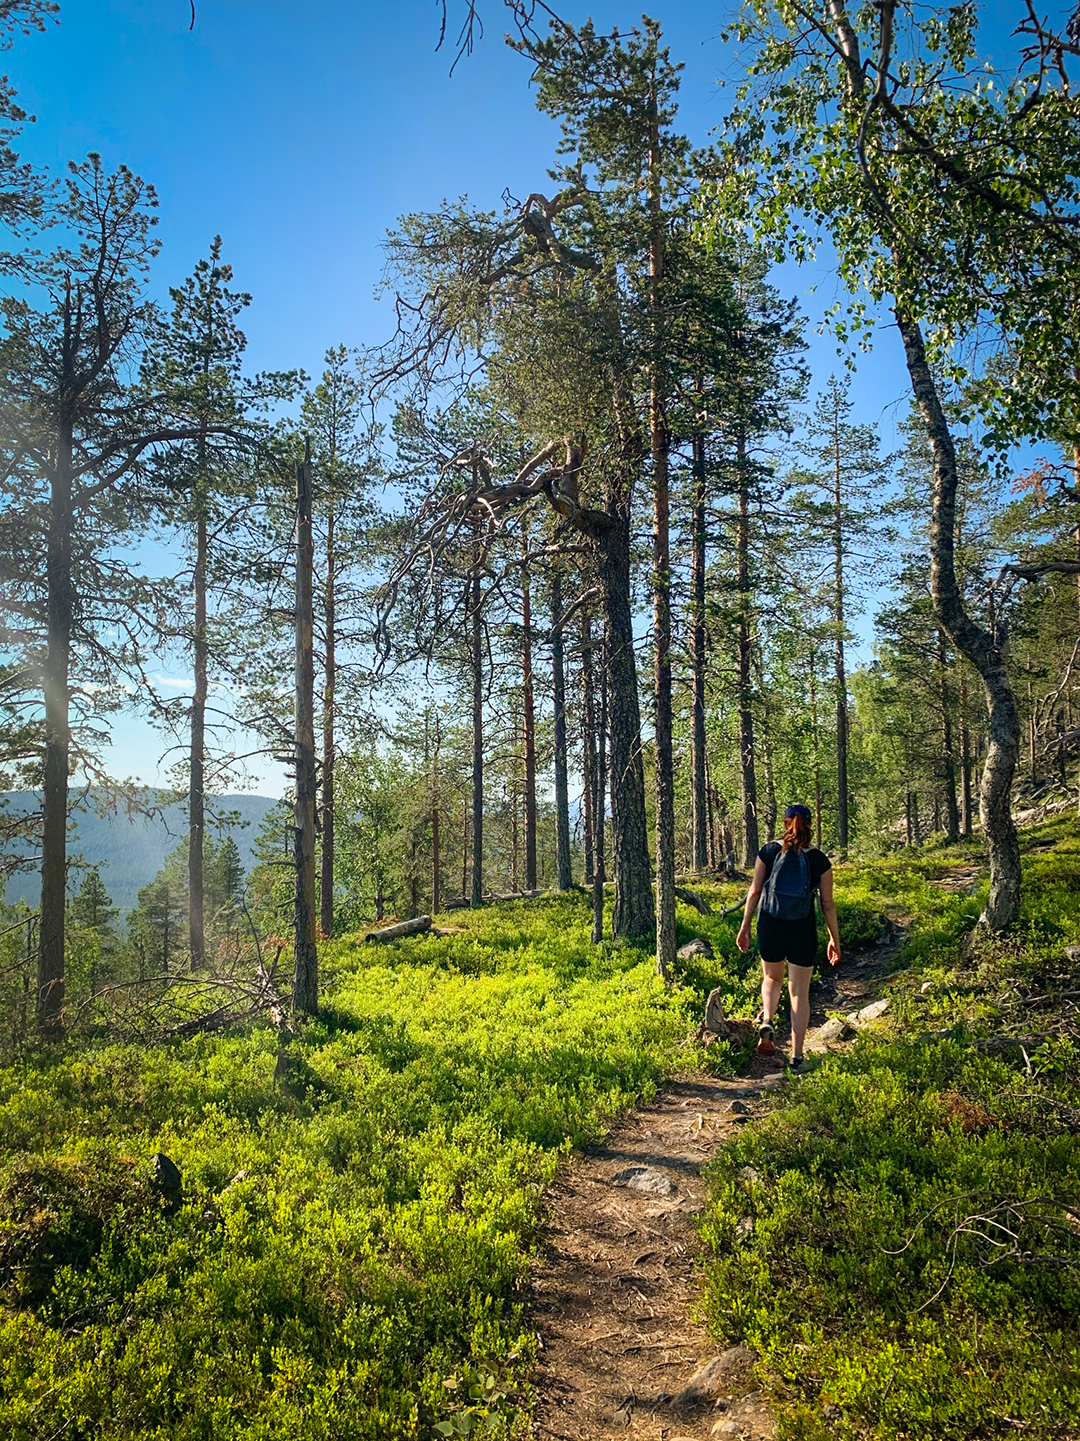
736 803 841 1069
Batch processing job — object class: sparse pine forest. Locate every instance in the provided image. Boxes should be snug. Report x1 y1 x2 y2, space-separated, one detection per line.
0 3 1078 1439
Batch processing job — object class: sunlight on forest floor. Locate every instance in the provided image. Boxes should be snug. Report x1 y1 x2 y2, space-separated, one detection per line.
0 823 1077 1439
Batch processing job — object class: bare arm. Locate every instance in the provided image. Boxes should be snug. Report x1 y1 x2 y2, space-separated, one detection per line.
819 869 841 966
736 858 768 953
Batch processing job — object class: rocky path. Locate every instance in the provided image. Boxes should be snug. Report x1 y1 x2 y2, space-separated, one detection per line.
527 920 907 1440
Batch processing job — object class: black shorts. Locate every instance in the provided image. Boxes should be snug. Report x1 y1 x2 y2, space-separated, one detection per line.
757 911 818 969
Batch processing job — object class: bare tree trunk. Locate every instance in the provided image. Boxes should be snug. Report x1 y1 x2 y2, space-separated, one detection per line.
959 666 973 836
690 431 709 872
189 496 207 970
521 527 537 892
470 514 485 909
736 433 759 866
461 805 468 900
809 641 823 849
592 633 608 946
938 629 961 842
320 501 336 938
1073 442 1080 633
1026 661 1037 786
832 405 850 851
510 783 519 892
292 447 318 1015
595 507 653 940
755 652 778 840
551 573 572 890
431 801 441 914
648 83 675 979
39 417 73 1034
581 610 597 886
896 308 1020 926
430 720 441 915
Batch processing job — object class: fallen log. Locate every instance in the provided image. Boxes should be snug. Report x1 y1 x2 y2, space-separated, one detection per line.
363 915 432 943
674 885 713 916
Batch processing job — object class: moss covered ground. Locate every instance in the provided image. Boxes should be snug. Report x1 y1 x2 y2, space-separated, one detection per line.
0 890 759 1440
0 831 1076 1439
699 817 1080 1439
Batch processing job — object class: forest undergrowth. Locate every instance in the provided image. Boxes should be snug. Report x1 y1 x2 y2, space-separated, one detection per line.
700 815 1080 1441
0 886 776 1441
0 831 1076 1439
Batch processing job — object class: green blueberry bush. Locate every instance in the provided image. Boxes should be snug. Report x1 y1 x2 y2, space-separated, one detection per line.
0 889 752 1440
698 821 1080 1440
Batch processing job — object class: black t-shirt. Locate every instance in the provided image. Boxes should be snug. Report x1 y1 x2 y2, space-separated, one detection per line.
757 841 831 891
756 843 831 965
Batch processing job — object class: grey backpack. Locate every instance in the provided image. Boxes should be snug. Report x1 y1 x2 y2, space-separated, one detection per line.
760 845 814 921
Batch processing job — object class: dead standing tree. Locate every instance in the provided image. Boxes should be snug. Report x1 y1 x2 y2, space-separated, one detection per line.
376 424 652 939
376 190 653 940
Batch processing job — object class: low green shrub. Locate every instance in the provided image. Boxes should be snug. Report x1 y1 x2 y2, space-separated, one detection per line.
0 887 755 1440
698 826 1080 1440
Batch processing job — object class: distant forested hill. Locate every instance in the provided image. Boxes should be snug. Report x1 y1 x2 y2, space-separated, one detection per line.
1 793 283 915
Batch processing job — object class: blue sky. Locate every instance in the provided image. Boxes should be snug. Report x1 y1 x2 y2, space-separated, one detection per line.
8 0 1038 792
14 0 919 390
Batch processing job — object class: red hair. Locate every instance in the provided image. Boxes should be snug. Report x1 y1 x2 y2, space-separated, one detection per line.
781 813 812 852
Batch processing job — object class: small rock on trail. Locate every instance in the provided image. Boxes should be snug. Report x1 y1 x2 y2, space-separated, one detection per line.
529 920 905 1439
529 1072 781 1439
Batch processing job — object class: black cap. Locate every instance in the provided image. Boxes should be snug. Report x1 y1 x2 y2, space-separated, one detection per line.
784 804 812 822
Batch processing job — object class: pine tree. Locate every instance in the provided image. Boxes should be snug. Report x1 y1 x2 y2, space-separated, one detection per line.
151 237 252 970
787 375 891 850
0 156 217 1031
67 867 119 994
299 346 380 937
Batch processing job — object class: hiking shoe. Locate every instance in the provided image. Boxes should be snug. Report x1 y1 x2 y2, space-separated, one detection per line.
790 1055 805 1073
756 1020 776 1057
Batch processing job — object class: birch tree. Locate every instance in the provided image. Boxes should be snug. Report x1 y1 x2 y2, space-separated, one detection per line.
703 0 1080 925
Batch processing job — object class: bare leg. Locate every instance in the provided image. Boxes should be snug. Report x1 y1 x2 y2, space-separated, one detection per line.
760 960 785 1027
788 963 813 1058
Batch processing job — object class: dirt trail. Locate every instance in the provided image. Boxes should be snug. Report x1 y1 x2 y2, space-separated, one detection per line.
528 921 907 1441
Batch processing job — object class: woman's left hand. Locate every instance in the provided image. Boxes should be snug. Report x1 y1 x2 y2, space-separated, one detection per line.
827 936 841 968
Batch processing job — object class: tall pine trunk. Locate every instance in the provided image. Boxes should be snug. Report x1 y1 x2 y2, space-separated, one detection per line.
470 515 485 909
520 529 537 892
896 309 1020 926
39 415 74 1033
831 404 850 851
292 450 319 1015
648 80 675 978
736 432 759 865
809 641 823 848
430 719 442 914
581 610 597 886
592 631 608 946
188 494 207 970
690 431 709 871
595 506 653 940
320 501 336 937
431 799 441 914
551 573 572 890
